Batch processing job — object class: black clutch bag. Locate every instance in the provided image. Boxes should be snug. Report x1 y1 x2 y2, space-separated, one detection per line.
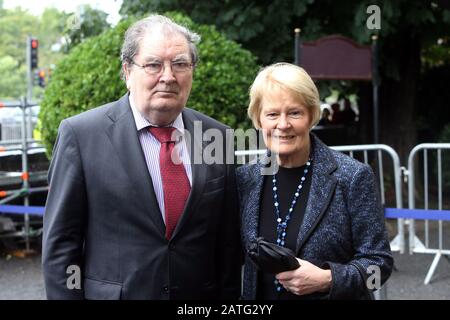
247 237 300 274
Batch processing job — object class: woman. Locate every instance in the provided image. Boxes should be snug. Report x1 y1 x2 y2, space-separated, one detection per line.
237 63 393 300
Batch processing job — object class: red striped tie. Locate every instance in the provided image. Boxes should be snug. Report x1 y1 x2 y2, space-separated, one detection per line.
149 127 191 239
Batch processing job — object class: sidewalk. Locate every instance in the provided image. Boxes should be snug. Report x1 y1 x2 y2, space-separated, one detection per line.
387 251 450 299
1 251 449 300
0 254 45 300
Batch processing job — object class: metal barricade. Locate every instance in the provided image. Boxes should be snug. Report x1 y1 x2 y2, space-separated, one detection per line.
0 106 38 143
1 124 23 141
0 99 45 251
407 143 450 284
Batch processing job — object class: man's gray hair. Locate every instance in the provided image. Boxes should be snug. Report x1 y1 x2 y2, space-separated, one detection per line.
120 15 201 80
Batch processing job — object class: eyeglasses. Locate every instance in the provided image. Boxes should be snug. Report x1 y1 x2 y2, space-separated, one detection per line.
131 60 193 75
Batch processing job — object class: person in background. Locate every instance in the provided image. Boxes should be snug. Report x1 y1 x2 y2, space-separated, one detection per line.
330 102 343 125
340 98 356 125
317 108 331 126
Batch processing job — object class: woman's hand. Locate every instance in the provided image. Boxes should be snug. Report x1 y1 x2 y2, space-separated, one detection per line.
276 258 332 296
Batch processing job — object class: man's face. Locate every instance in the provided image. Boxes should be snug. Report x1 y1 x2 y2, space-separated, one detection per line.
124 31 193 125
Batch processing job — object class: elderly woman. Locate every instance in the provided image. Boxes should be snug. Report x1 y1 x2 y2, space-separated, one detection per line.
237 63 393 300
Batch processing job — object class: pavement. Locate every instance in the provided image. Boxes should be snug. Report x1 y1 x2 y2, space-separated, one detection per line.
1 249 450 300
0 253 46 300
388 251 450 299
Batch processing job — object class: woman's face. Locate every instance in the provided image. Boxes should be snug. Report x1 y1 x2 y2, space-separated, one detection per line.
259 90 312 164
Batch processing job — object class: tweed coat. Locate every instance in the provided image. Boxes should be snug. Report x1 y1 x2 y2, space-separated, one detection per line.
236 134 393 299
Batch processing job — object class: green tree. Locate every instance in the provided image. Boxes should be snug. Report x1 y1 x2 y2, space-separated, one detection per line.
39 13 259 156
120 0 312 64
0 7 39 67
121 0 450 161
63 5 110 52
32 8 68 99
0 7 39 99
356 0 450 161
0 5 109 100
0 55 26 99
0 7 65 99
38 8 68 66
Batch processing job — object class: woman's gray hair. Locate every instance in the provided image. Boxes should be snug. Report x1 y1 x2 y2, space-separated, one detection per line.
120 15 201 80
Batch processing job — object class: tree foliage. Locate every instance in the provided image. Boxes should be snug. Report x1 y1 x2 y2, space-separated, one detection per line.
0 55 26 98
120 0 312 64
120 0 450 76
0 7 64 99
39 12 259 156
0 7 39 67
63 5 110 52
0 7 39 99
417 65 450 141
120 0 450 161
0 5 110 100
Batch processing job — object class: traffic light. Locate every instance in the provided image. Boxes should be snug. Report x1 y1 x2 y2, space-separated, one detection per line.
33 70 40 85
38 70 45 88
30 38 38 69
33 69 47 87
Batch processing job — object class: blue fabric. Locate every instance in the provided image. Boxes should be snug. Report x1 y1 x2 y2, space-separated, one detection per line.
0 204 44 216
385 208 450 221
236 134 393 300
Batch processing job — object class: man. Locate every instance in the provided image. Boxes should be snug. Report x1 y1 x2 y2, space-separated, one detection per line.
42 15 242 300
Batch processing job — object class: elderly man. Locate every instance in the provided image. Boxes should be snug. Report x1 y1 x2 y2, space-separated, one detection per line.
42 15 241 300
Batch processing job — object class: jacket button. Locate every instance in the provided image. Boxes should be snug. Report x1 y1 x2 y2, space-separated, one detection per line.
163 286 169 294
169 244 175 250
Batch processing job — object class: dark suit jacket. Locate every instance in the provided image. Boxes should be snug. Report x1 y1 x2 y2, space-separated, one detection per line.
236 134 393 299
42 94 241 300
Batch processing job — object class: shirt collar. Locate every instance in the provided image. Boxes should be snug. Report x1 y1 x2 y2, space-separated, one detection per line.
128 93 185 134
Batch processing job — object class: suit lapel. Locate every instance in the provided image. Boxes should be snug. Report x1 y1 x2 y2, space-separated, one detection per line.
296 135 338 254
104 94 166 236
170 109 207 239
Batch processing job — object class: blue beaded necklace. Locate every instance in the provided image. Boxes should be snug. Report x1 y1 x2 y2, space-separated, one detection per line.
271 158 312 292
